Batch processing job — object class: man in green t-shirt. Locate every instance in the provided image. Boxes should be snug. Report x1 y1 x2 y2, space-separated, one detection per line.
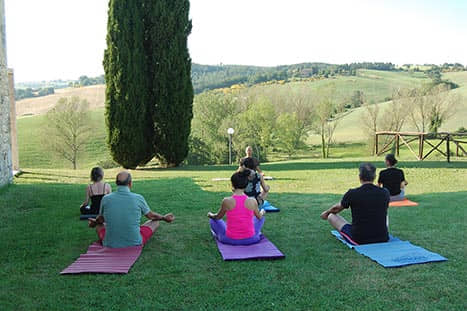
88 171 174 248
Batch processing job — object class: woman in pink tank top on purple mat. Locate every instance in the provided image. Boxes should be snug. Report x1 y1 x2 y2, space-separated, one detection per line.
208 169 266 245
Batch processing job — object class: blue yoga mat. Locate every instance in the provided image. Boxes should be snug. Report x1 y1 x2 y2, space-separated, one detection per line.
261 201 280 213
331 231 447 268
80 214 98 220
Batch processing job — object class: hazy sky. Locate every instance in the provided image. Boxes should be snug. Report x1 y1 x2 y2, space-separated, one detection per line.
5 0 467 82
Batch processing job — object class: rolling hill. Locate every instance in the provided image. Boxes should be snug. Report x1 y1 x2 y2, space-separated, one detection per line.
16 85 105 117
325 71 467 143
15 69 466 169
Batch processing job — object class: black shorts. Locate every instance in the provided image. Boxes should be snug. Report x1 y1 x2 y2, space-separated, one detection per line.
340 224 359 245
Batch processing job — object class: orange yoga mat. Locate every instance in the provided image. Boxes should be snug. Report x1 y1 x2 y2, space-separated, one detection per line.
389 199 419 207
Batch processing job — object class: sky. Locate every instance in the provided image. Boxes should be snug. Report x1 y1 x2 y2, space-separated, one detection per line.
4 0 467 83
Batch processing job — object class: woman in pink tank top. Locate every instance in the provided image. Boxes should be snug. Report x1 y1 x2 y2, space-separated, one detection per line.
208 169 265 245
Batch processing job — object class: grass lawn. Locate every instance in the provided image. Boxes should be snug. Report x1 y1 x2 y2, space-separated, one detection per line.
1 157 466 310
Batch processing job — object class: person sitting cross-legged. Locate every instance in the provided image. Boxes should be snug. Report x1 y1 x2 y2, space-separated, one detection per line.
378 154 408 202
88 171 174 248
320 163 390 245
239 146 263 175
208 168 266 245
241 157 270 208
80 167 112 215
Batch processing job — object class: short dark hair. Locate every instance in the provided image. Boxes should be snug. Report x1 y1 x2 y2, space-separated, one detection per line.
231 169 251 189
90 167 104 182
242 157 257 170
359 163 376 182
116 172 132 186
385 154 398 166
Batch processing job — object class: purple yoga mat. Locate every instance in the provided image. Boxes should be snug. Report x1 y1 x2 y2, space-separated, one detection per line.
61 242 143 274
215 235 285 261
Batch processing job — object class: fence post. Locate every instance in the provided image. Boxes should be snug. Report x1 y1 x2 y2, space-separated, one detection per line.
418 134 424 160
396 134 400 156
375 133 379 156
446 134 450 163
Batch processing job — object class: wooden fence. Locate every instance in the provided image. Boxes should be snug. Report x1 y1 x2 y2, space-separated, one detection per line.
375 131 467 162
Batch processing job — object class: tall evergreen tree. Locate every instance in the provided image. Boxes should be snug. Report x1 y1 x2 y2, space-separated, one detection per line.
104 0 156 169
146 0 194 167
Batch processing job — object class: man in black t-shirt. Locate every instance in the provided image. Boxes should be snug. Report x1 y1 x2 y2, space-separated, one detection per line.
378 154 408 201
320 163 390 245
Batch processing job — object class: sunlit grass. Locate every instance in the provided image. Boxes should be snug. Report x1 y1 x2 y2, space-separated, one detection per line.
1 157 466 310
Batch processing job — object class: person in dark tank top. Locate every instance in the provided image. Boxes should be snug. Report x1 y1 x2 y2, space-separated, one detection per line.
378 154 408 202
80 167 112 215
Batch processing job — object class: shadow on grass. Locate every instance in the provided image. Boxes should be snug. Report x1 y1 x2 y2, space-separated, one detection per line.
136 159 467 173
1 177 465 310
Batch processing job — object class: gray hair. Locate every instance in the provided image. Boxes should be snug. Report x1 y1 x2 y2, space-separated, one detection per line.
359 163 376 182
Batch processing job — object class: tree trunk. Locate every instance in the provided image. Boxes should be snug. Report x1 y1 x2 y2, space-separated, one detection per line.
321 130 326 159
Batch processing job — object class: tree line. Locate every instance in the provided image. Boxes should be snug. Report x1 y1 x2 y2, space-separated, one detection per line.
192 62 398 94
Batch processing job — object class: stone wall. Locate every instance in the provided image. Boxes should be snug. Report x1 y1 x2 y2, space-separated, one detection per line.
0 0 12 186
8 69 18 171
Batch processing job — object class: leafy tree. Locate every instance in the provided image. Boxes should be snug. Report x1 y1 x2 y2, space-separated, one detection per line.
234 97 276 161
191 92 238 164
38 87 54 96
275 113 308 157
349 90 364 108
146 0 194 167
104 0 156 169
43 97 91 170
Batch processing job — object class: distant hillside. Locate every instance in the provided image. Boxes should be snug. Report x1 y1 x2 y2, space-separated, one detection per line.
192 62 397 93
16 85 105 117
318 71 467 143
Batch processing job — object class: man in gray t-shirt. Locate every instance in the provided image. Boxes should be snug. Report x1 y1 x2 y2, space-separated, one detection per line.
88 171 174 248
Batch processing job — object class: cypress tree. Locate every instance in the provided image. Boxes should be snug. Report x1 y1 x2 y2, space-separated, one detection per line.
104 0 156 169
146 0 194 167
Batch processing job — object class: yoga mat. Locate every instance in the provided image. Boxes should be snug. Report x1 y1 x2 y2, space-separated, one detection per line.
261 200 280 213
331 231 447 267
215 235 285 261
389 199 419 207
212 177 229 181
79 214 98 220
61 242 143 274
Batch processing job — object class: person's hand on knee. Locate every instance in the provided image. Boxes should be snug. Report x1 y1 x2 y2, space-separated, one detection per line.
88 218 97 228
163 213 175 223
320 211 329 220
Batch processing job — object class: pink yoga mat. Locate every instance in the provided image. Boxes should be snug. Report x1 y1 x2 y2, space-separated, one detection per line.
61 242 143 274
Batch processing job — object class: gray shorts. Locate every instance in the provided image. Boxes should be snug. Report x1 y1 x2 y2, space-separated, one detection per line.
390 189 405 202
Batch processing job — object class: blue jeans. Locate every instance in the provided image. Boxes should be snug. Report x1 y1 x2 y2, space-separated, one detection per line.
209 217 265 245
390 189 405 202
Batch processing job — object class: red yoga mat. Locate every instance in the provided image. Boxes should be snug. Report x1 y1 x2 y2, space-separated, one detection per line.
61 242 143 274
389 199 419 207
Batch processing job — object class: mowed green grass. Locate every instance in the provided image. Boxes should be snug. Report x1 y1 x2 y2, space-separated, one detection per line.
1 158 466 310
17 108 110 169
